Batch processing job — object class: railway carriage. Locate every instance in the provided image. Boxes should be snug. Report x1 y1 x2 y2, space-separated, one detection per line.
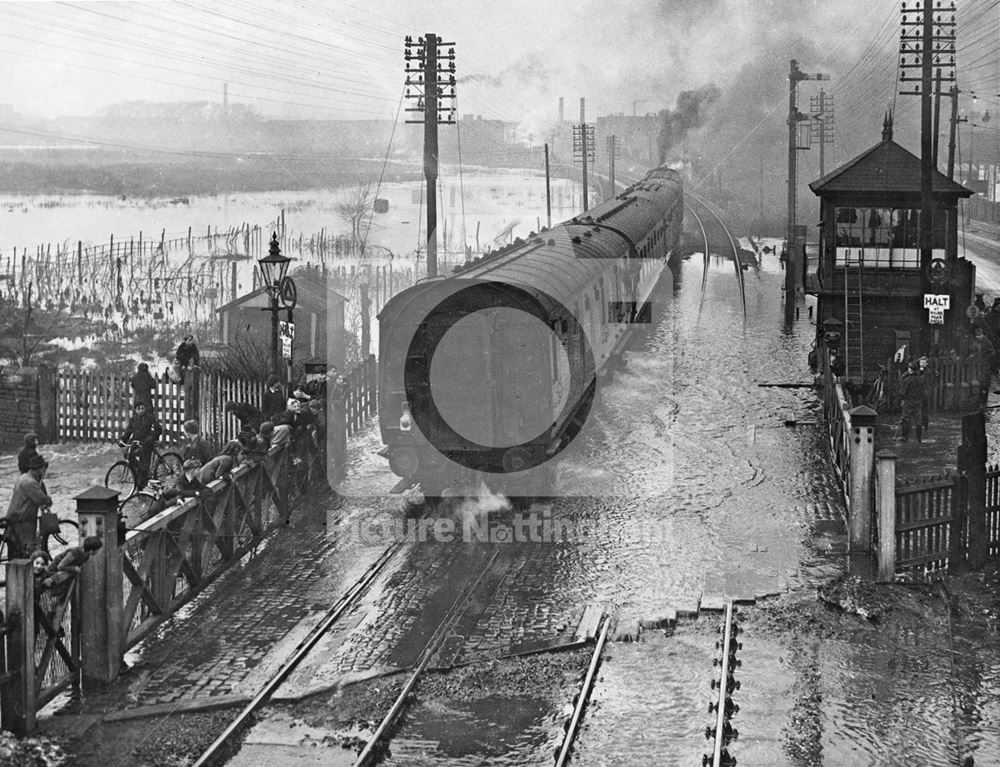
377 165 683 497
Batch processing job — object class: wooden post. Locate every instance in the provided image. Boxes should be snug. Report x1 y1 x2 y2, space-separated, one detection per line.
848 405 877 552
876 450 897 581
962 410 988 567
360 283 371 358
185 366 201 425
75 486 123 683
2 560 36 734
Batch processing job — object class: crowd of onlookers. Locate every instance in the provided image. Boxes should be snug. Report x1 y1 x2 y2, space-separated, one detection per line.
6 331 340 561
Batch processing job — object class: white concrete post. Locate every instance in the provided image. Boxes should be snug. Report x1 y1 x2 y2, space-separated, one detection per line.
876 449 897 581
848 405 877 552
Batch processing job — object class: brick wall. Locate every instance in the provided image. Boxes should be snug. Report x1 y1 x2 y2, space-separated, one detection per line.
0 366 42 451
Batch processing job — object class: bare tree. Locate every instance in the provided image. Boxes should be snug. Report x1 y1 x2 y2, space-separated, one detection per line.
336 180 377 253
200 326 271 382
0 282 95 367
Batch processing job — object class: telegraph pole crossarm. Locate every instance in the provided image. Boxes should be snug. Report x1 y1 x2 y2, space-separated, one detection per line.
404 34 457 279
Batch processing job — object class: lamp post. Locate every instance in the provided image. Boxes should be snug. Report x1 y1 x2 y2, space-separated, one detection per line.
258 232 291 382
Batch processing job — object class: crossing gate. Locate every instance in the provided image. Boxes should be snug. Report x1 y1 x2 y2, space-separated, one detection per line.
56 369 187 442
0 565 81 735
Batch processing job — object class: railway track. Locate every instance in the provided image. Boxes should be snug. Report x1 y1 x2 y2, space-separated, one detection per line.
553 613 612 767
704 602 742 767
684 191 748 323
190 540 407 767
351 547 503 766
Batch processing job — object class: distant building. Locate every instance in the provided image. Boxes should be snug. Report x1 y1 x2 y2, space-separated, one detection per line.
215 267 347 371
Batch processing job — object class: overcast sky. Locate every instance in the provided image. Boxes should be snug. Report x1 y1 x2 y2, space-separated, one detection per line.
0 0 996 165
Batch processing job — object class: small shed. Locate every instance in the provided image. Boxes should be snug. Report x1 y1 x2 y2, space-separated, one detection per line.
808 115 974 382
216 266 347 369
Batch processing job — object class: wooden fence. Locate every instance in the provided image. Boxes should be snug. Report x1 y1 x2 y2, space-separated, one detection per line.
0 439 321 733
893 472 962 573
120 444 295 650
1 563 81 734
53 356 378 447
195 371 266 447
56 369 188 442
344 355 378 437
822 349 853 511
882 356 989 413
984 465 1000 559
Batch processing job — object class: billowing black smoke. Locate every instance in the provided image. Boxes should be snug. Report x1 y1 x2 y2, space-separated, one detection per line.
657 84 721 163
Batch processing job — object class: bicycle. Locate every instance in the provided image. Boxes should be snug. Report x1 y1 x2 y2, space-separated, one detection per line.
0 512 81 566
105 440 184 500
119 477 171 522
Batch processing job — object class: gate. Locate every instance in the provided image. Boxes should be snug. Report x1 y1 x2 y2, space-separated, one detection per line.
1 563 81 734
893 473 963 573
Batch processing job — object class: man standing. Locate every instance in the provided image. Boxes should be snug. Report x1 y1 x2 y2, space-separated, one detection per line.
5 454 52 555
130 362 156 412
898 360 927 443
262 373 286 421
120 401 163 489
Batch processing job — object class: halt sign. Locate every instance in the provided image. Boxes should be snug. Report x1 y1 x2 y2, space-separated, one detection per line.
923 293 950 325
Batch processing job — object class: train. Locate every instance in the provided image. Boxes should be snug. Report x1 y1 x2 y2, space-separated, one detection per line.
376 165 684 499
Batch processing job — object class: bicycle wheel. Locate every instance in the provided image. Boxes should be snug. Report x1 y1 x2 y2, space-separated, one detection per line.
105 460 138 499
119 492 159 530
0 519 11 563
153 451 184 482
43 519 80 560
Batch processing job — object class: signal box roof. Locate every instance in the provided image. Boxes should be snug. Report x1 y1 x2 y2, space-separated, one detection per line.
810 134 973 198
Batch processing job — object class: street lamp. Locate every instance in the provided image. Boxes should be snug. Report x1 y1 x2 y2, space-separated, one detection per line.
258 232 291 382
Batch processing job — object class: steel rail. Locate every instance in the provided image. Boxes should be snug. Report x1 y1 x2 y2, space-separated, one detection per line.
711 602 736 767
352 547 504 767
682 200 712 317
686 191 748 323
190 540 405 767
554 614 611 767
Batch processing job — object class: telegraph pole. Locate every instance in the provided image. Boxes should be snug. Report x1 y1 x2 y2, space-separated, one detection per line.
933 68 943 166
899 0 956 275
948 86 964 180
809 89 835 177
573 98 593 212
607 134 619 193
404 33 456 278
785 60 828 323
544 143 552 228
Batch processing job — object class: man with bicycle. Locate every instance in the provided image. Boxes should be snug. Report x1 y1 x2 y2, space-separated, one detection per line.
4 453 52 556
119 401 163 490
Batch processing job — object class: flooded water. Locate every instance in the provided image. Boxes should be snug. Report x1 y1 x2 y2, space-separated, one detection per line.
0 167 583 292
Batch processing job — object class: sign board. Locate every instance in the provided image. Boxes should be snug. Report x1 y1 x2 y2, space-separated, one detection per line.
923 294 950 309
279 321 295 360
928 307 946 325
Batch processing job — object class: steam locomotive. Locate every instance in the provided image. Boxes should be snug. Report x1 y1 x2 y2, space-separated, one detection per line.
377 165 684 498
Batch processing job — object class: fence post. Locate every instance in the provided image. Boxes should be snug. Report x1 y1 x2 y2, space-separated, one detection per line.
1 561 36 734
848 405 877 552
961 410 988 567
75 485 124 683
876 450 897 581
36 363 58 443
185 366 201 427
